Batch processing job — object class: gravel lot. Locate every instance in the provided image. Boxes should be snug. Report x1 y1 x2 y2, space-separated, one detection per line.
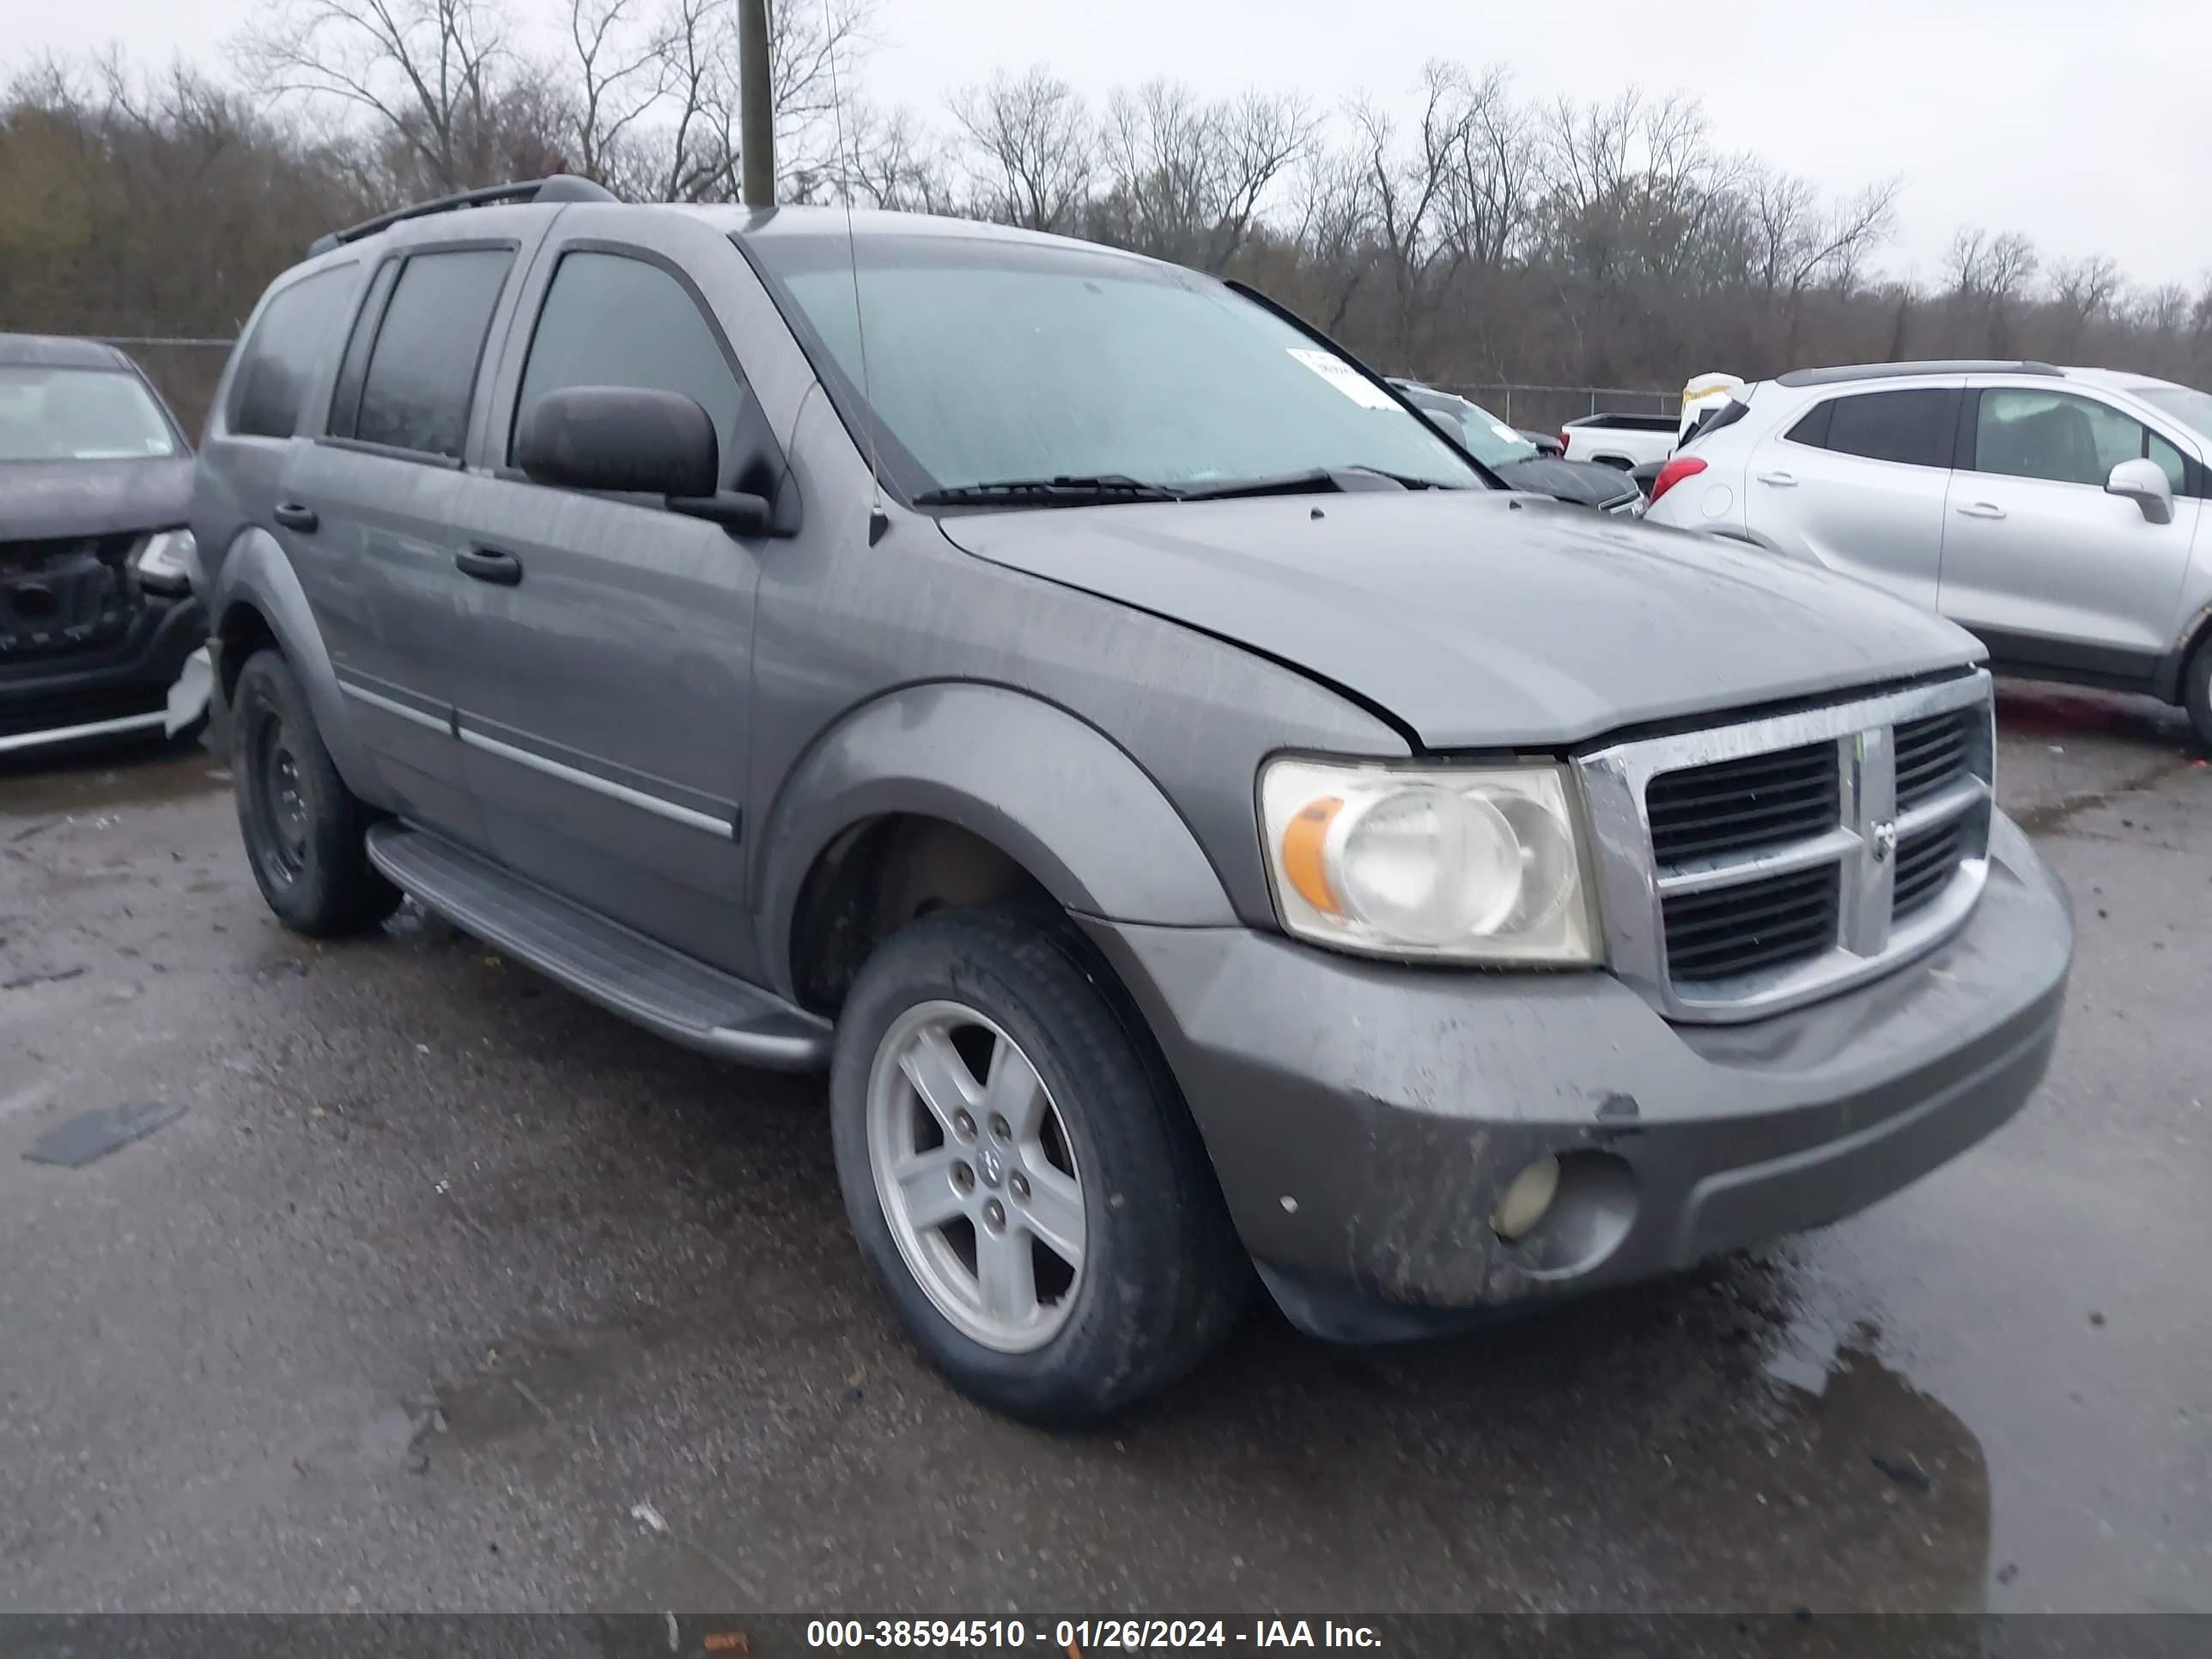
2 682 2206 1616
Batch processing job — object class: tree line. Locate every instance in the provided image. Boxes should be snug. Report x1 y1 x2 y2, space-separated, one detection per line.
3 0 2208 434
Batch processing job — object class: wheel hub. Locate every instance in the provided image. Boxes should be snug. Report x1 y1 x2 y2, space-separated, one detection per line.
866 1000 1087 1354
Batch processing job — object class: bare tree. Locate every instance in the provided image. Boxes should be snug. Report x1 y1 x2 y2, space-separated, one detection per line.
562 0 664 189
824 99 957 211
2047 254 2122 325
1096 81 1313 270
1431 65 1542 278
950 67 1092 234
1352 61 1490 363
640 0 870 203
2131 281 2191 339
1946 227 2039 301
1945 227 2039 353
1285 141 1373 333
232 0 512 194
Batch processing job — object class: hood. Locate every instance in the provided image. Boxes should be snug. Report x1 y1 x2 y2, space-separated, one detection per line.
939 490 1984 750
1491 456 1640 509
1 457 195 543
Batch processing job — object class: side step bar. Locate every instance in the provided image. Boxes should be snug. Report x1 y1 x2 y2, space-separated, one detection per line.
366 823 830 1071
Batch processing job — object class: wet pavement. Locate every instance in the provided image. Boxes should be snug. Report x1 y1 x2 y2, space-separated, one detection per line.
1 683 2207 1616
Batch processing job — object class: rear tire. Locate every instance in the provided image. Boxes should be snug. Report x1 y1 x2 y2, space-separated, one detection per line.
830 904 1249 1423
231 648 401 937
2185 637 2212 754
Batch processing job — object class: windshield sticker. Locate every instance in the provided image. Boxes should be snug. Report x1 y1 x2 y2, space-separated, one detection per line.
1288 349 1397 410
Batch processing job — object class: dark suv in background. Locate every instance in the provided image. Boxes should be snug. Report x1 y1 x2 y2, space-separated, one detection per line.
191 179 2073 1422
3 334 210 756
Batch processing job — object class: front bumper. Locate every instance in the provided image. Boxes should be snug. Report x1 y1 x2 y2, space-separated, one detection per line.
1082 811 2071 1341
0 594 210 756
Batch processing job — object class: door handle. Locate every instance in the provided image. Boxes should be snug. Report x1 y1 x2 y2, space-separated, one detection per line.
454 545 524 586
272 502 319 532
1755 471 1796 487
1955 501 2006 520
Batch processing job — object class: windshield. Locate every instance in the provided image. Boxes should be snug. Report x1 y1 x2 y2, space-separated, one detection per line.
2132 383 2212 443
1449 402 1540 467
750 233 1483 499
0 366 178 462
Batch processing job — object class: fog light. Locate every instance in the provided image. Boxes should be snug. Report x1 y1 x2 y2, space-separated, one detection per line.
1493 1154 1561 1242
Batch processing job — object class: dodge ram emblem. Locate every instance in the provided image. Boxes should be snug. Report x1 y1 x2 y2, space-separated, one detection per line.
1871 820 1898 864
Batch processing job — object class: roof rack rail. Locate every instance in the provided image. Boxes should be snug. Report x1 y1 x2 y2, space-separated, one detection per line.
1775 359 2063 388
307 174 618 257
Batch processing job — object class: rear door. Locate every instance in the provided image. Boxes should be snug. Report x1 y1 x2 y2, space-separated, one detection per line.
447 214 782 971
279 230 533 842
1743 383 1961 610
1937 384 2201 684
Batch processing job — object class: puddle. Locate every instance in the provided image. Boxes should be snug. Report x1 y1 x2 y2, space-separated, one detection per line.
0 740 228 821
1995 682 2194 748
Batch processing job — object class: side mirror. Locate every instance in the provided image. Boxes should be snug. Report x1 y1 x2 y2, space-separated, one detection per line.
515 385 773 535
1421 408 1464 443
2105 457 2175 525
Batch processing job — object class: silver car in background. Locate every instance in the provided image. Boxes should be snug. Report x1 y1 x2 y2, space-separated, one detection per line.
1642 360 2212 747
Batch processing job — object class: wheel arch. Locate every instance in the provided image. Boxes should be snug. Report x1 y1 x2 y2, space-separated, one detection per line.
757 683 1237 1009
210 528 386 801
2155 597 2212 705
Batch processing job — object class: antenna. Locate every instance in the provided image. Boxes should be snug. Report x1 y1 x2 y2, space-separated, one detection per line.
822 0 888 545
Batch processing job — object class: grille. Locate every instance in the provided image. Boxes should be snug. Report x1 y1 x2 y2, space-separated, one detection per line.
1645 741 1839 865
1894 709 1975 809
1577 672 1996 1024
0 680 167 739
1892 819 1964 920
1 534 143 660
1662 865 1839 983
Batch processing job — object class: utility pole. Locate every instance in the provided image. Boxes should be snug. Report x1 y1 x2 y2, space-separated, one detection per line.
737 0 775 207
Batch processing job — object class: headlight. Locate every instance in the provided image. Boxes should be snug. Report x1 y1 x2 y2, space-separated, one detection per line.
131 527 196 595
1259 757 1600 963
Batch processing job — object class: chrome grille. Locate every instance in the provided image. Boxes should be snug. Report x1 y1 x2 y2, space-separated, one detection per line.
1646 741 1840 865
1892 819 1965 921
1577 671 1995 1024
1661 864 1840 983
1894 708 1975 809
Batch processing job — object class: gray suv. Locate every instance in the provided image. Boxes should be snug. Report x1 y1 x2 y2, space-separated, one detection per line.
191 178 2074 1422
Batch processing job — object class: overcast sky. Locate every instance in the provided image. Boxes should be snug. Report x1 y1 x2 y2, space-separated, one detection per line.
22 0 2209 291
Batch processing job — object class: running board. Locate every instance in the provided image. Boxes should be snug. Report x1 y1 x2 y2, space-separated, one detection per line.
365 823 830 1071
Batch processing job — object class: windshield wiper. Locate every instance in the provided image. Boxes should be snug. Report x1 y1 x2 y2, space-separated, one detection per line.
1176 465 1455 501
914 474 1185 507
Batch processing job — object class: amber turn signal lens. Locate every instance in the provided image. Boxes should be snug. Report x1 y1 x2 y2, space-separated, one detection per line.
1279 795 1344 915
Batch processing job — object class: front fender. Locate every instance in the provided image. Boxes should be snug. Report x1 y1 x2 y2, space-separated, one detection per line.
210 527 388 805
755 683 1237 991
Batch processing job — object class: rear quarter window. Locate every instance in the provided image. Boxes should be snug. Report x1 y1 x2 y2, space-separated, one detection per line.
227 265 356 439
1786 388 1959 469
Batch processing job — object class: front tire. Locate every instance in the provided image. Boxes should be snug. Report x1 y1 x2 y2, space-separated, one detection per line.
231 648 400 937
2185 636 2212 753
830 905 1248 1423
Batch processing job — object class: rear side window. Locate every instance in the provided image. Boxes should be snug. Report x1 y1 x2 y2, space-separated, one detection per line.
1788 388 1959 468
511 252 748 470
228 266 355 439
335 247 514 460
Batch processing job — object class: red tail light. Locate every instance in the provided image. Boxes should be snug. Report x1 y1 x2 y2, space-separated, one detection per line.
1557 430 1571 453
1646 454 1707 506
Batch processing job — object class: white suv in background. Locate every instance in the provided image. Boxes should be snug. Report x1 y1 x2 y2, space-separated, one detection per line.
1642 360 2212 746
